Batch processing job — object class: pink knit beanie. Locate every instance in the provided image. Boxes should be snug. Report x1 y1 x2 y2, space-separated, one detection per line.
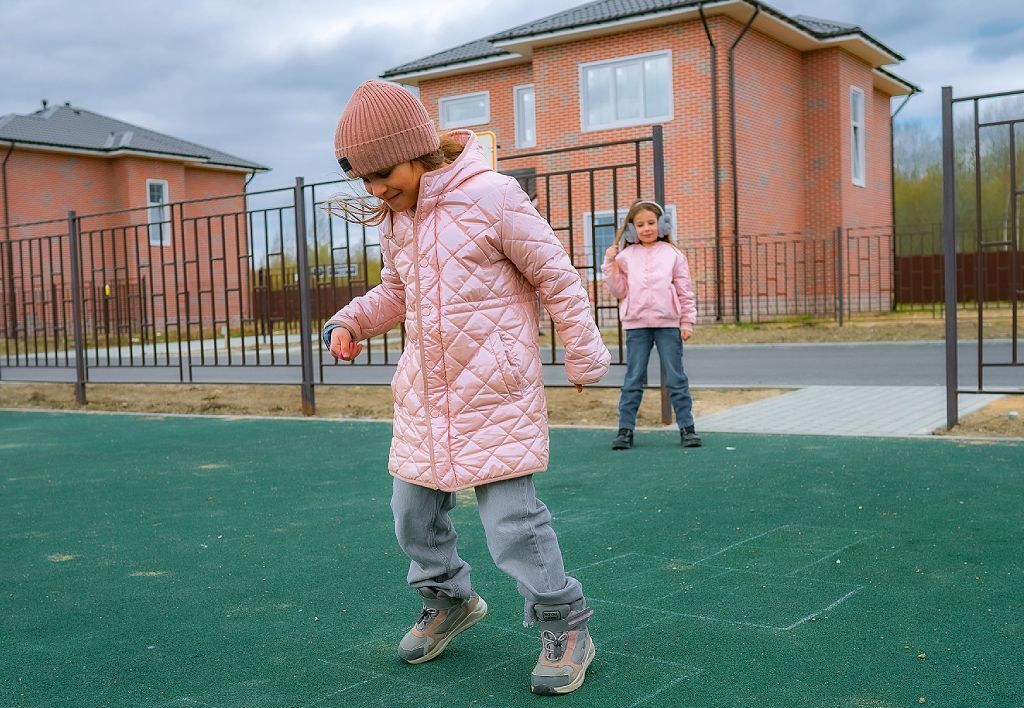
334 80 440 178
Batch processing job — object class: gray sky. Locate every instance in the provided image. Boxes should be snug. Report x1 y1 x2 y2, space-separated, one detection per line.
2 0 1022 191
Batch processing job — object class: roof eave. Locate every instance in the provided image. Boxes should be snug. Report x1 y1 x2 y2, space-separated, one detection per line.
0 138 269 172
485 0 903 70
814 33 903 66
490 0 734 53
381 52 529 86
873 68 919 97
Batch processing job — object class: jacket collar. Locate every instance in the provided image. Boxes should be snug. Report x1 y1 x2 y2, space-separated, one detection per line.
416 130 490 208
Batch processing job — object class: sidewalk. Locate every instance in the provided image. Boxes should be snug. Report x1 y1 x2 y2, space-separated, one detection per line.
695 386 1004 437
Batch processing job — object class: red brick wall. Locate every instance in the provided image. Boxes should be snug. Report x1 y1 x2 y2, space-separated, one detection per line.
731 19 806 235
838 51 889 229
420 64 534 157
802 47 842 232
406 18 897 321
1 148 250 336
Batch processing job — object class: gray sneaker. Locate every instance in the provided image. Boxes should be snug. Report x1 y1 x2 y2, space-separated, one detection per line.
530 600 596 695
398 588 488 664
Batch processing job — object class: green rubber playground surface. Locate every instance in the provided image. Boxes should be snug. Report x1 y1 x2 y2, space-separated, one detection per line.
2 410 1022 708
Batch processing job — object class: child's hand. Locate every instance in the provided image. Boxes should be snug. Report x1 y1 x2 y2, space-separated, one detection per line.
604 245 618 261
681 328 693 342
330 327 362 361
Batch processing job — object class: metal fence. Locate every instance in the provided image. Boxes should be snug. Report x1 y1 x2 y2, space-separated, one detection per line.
1 129 975 411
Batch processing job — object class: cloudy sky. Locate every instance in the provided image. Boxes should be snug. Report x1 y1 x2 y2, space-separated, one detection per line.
2 0 1022 190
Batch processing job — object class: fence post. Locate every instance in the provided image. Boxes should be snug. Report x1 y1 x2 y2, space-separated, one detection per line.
67 210 87 404
652 126 672 426
2 239 16 339
941 86 959 429
835 226 845 327
294 177 316 416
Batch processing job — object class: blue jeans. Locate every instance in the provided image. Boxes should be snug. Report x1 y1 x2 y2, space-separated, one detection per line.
618 327 695 430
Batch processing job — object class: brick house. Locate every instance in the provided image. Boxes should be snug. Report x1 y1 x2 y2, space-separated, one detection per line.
0 103 268 336
380 0 916 321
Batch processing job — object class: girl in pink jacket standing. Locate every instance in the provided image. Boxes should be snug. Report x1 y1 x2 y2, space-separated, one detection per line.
601 201 701 450
322 80 610 696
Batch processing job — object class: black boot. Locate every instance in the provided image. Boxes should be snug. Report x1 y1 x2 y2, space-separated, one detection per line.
681 426 702 448
611 428 633 450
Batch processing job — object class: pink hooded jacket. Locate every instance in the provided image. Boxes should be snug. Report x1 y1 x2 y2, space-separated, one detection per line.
326 131 610 492
600 241 697 330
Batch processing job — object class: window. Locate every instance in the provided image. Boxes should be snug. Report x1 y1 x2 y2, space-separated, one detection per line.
146 179 169 246
439 91 489 129
514 84 536 148
850 86 866 187
584 205 677 277
580 51 672 132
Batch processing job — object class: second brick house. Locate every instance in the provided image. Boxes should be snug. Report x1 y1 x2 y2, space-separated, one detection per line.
0 103 268 337
380 0 916 321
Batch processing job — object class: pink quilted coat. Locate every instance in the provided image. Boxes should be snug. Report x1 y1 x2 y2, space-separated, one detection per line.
601 241 697 330
326 131 610 492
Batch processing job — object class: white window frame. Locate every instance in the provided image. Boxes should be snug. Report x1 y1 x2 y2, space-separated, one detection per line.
579 50 673 133
583 204 677 278
513 84 536 148
850 86 866 187
438 91 490 129
146 179 170 247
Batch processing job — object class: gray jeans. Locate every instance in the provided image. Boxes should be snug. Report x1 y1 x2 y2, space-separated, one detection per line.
390 474 584 624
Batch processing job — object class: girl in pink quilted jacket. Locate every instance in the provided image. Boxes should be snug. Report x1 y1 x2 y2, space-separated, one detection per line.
601 200 701 451
321 80 609 696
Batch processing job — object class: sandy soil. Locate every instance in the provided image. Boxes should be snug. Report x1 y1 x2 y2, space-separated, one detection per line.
644 313 1017 346
0 382 785 428
938 396 1024 439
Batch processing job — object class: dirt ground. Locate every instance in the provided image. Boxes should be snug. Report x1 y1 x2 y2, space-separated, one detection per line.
938 395 1024 438
0 382 785 428
2 382 1020 437
651 312 1016 346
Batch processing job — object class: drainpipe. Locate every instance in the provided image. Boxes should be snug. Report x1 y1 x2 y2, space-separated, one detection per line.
728 3 760 322
698 5 724 321
1 141 16 336
889 89 917 311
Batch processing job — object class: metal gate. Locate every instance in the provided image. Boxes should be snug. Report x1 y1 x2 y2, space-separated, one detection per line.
942 85 1024 426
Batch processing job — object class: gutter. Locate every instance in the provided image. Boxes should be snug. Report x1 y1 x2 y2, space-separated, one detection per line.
888 88 919 311
699 5 724 321
728 3 760 322
2 140 16 335
1 141 12 234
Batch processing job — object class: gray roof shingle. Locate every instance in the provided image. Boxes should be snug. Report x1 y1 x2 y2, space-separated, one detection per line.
381 0 901 77
383 38 514 77
0 104 268 171
791 14 859 36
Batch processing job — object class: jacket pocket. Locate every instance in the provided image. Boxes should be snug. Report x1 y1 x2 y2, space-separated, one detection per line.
450 331 523 412
495 331 527 393
391 349 414 403
484 331 525 396
666 287 681 318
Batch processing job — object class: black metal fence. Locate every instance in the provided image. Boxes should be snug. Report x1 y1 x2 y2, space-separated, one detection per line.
940 85 1023 425
1 126 988 411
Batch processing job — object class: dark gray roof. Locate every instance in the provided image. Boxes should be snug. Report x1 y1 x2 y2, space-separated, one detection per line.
382 0 902 77
383 38 515 78
791 14 858 36
0 104 268 171
490 0 690 41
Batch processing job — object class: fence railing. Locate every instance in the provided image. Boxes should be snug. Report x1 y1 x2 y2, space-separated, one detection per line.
4 135 1010 410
